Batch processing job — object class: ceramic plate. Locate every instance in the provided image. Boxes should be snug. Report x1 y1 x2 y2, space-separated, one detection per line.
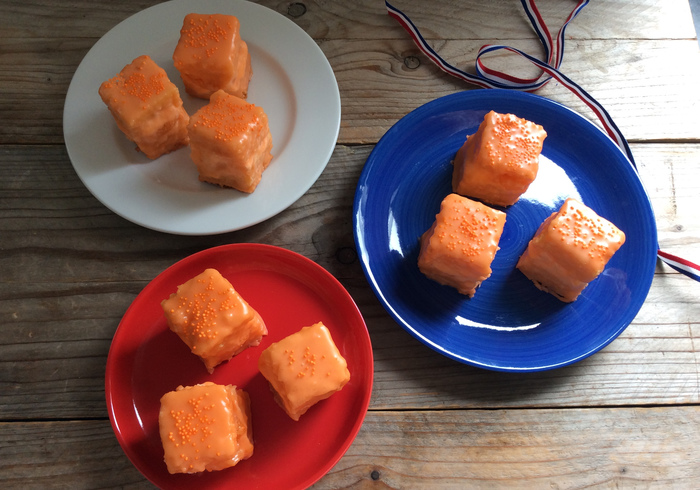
64 0 340 235
105 244 373 489
353 89 657 372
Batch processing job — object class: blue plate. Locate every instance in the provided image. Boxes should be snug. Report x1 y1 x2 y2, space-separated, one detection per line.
353 89 657 372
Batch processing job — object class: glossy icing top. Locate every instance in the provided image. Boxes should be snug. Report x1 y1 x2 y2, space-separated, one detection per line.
159 382 253 474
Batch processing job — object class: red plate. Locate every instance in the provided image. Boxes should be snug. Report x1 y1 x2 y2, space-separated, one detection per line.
105 244 373 489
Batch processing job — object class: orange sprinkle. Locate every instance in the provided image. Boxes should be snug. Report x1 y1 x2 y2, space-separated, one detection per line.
103 60 166 103
192 94 263 142
179 15 234 57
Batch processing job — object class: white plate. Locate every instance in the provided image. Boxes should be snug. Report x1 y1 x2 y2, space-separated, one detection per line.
63 0 340 235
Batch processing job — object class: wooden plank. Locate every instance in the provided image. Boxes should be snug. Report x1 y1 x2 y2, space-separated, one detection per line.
1 407 699 488
2 142 697 278
320 407 700 488
636 144 700 259
373 0 698 41
0 143 698 418
332 37 700 144
1 38 699 145
1 3 699 145
1 275 698 418
0 0 694 40
0 420 150 489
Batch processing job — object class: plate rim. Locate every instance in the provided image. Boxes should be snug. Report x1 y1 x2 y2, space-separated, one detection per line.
353 88 657 372
105 242 374 489
63 0 340 235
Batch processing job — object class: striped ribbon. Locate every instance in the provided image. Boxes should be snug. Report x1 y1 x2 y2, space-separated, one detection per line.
386 0 700 282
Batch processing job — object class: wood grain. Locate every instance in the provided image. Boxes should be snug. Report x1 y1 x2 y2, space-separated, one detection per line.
319 407 700 489
1 407 698 489
3 37 700 145
1 0 700 487
1 1 699 145
0 0 694 40
0 421 150 489
1 143 698 419
332 37 700 144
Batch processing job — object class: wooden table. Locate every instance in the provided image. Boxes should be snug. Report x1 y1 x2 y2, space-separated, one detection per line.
2 0 700 488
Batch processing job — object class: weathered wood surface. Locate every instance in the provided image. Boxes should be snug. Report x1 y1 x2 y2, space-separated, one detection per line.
2 1 700 145
1 0 699 488
3 407 700 489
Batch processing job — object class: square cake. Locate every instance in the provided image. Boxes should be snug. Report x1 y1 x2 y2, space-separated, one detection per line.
258 322 350 421
452 110 547 207
98 55 189 159
159 382 253 474
516 198 626 302
187 89 273 193
161 268 267 373
173 13 252 99
417 193 506 297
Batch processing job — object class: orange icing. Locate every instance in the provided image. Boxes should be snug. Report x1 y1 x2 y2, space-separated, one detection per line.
187 90 273 193
517 198 626 302
161 268 267 373
98 55 189 159
452 110 547 206
190 90 265 143
418 193 506 297
99 56 168 114
173 13 252 99
101 71 165 104
159 382 253 474
258 322 350 421
178 15 231 53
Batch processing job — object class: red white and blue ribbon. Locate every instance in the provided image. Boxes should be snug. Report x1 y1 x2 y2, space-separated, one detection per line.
657 250 700 282
386 0 700 282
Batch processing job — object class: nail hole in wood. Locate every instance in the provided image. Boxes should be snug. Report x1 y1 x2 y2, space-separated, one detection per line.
404 55 421 69
287 2 307 18
336 246 357 265
370 469 381 480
